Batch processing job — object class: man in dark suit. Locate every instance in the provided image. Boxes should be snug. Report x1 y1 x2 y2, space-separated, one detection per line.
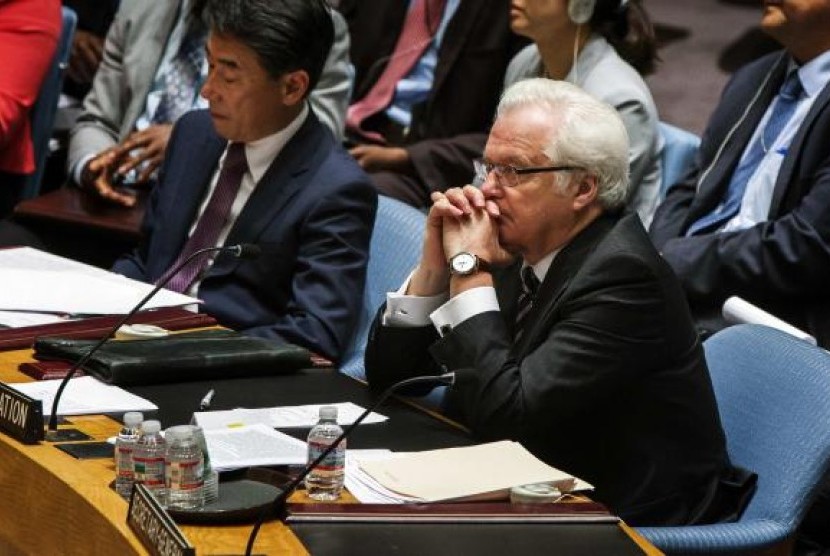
650 1 830 346
365 79 747 526
112 0 377 363
338 0 525 208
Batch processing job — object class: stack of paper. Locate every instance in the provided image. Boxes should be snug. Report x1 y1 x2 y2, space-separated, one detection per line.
0 247 199 328
9 376 158 416
349 441 592 504
193 402 388 430
203 424 307 471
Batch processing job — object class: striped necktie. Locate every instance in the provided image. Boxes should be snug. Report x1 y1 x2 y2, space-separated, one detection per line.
514 266 540 343
160 143 248 293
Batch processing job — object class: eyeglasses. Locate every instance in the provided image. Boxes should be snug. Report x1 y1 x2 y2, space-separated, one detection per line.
473 159 584 188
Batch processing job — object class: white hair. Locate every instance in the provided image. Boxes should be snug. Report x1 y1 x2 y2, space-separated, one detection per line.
496 78 630 210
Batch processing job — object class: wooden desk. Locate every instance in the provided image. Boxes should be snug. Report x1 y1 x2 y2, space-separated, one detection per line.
14 186 146 240
0 347 662 556
12 187 146 268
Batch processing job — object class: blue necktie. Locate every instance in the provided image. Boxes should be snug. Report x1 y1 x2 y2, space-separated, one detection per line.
152 21 207 125
687 71 804 236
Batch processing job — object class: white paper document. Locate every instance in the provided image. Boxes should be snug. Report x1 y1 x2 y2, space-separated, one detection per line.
345 450 423 504
193 402 388 430
8 376 158 416
203 423 307 471
0 247 199 320
358 441 592 503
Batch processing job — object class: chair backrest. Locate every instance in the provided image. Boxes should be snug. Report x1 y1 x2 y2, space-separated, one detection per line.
705 324 830 528
340 196 426 379
659 121 700 199
22 7 77 201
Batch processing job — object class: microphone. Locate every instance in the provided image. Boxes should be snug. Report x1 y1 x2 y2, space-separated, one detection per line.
244 372 456 556
44 243 261 441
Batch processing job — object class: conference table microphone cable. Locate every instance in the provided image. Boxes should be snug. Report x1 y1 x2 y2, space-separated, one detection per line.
44 243 262 442
244 372 456 556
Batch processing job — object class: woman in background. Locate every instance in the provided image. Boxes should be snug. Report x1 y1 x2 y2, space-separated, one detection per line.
507 0 662 226
0 0 61 217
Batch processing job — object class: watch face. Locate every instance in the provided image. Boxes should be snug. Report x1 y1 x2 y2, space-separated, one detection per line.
451 252 477 274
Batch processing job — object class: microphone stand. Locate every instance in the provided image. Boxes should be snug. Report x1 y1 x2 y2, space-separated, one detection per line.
45 244 260 442
244 373 455 556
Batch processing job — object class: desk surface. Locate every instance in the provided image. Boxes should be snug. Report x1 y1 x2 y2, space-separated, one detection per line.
0 347 662 555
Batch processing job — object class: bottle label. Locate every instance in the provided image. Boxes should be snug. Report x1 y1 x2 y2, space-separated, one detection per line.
307 439 345 473
134 455 166 487
116 445 135 479
167 458 204 491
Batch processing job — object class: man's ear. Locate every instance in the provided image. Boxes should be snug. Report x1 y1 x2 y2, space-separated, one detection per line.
572 174 598 210
281 70 310 106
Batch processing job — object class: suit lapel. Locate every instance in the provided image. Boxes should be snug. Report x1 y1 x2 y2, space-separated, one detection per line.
770 77 830 214
688 56 788 223
210 112 326 276
511 214 617 357
158 118 225 271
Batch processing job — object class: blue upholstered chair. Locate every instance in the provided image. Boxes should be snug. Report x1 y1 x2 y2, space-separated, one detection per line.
340 196 426 380
659 121 700 199
22 7 77 200
637 324 830 554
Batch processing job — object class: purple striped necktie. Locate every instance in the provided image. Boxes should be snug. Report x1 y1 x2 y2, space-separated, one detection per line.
160 142 248 293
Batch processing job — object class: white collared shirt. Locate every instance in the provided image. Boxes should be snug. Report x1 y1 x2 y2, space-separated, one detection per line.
722 50 830 232
186 103 309 295
383 250 558 336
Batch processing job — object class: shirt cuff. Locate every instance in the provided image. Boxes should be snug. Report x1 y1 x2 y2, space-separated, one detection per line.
430 286 499 337
72 154 96 186
382 274 449 327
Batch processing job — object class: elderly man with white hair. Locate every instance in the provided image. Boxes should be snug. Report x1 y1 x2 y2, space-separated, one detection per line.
365 78 753 526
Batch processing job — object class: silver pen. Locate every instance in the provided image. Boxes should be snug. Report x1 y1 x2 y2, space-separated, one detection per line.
199 389 216 411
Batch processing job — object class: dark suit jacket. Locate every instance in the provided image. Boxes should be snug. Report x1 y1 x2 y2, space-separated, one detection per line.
650 51 830 346
113 109 377 362
366 212 732 526
339 0 526 195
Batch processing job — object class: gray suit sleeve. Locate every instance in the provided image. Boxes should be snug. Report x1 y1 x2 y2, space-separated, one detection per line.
66 4 131 181
309 8 352 141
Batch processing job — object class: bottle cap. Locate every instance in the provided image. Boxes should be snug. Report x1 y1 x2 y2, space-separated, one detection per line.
165 425 196 442
124 411 143 427
509 483 561 504
319 406 338 420
141 420 161 434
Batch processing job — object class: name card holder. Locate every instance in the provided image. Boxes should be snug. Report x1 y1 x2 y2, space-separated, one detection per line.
0 382 44 444
128 484 195 556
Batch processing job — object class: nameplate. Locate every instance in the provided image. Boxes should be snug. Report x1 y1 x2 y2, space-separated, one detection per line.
0 382 44 444
127 484 195 556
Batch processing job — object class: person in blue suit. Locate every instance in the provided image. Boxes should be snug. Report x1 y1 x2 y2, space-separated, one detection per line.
112 0 377 363
650 0 830 347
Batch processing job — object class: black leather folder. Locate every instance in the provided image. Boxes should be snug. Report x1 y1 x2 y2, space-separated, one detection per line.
32 329 312 386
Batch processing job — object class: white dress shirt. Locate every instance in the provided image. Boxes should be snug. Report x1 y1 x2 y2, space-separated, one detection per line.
383 250 558 336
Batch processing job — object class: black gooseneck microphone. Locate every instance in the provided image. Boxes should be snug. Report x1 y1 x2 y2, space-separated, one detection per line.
244 372 456 556
44 243 262 441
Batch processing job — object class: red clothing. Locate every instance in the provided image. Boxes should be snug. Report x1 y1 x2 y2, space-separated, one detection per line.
0 0 61 175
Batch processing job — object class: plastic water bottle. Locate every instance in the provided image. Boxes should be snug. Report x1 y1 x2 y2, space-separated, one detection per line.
114 411 144 499
165 425 205 510
133 420 167 505
304 406 346 501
